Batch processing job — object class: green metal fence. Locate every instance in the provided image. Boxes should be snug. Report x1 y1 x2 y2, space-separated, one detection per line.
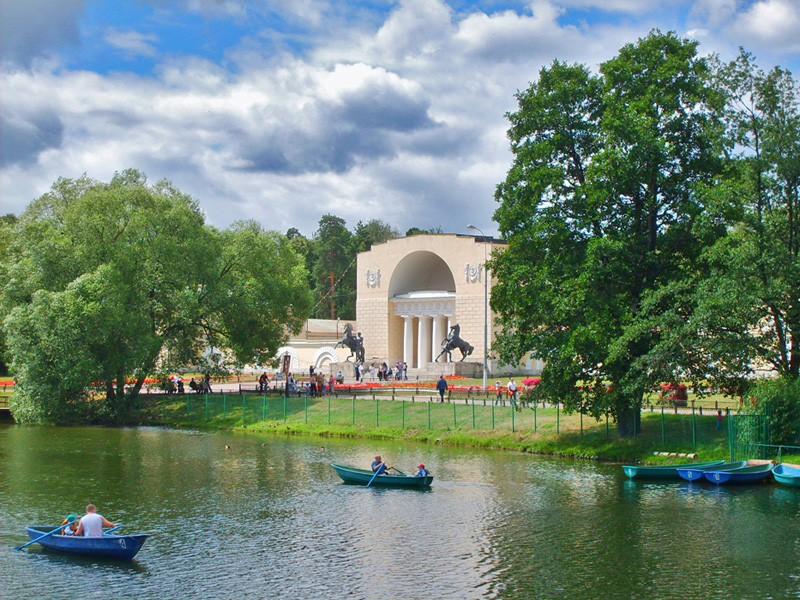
133 392 730 451
728 413 768 461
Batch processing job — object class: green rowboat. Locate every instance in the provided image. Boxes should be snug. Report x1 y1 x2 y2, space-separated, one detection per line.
331 463 433 488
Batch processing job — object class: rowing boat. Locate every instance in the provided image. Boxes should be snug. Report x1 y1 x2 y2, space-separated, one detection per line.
772 464 800 488
331 463 433 488
25 526 147 560
703 463 775 485
677 461 747 482
622 460 725 480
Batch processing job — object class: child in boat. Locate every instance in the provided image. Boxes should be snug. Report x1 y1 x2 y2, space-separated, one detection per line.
60 514 78 535
416 464 429 477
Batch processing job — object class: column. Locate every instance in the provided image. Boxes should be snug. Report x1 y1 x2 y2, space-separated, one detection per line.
417 315 431 367
403 316 415 367
431 314 443 363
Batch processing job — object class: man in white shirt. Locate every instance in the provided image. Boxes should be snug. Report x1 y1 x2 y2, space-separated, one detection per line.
74 504 117 537
507 378 518 405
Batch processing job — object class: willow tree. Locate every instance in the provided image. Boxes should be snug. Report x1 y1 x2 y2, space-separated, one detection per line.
491 31 726 435
1 170 312 422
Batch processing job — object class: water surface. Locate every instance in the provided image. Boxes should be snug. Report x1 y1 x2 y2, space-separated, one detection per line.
1 425 798 599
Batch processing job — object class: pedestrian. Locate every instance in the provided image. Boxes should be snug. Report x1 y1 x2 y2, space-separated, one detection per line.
436 375 448 402
507 378 517 405
403 362 408 380
355 364 361 382
495 380 504 406
716 409 723 430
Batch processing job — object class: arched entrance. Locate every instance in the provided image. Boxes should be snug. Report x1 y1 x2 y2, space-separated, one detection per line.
389 251 456 368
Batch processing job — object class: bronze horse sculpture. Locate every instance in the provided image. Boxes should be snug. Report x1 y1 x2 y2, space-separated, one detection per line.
435 324 474 362
334 323 365 362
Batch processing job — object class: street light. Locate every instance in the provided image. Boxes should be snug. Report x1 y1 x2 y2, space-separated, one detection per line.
467 224 489 392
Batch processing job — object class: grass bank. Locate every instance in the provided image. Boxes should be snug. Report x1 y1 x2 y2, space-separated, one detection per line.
135 391 731 464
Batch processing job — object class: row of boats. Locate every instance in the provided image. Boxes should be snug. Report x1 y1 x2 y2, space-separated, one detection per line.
623 460 800 486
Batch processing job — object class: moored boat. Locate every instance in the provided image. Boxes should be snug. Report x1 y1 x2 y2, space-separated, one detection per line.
703 463 775 485
677 461 747 482
331 463 433 488
772 464 800 488
622 460 725 480
25 526 147 560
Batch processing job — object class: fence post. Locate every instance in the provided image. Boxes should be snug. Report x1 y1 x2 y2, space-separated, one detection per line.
580 410 583 436
606 409 609 439
472 400 475 429
402 398 405 428
452 401 457 428
305 395 308 423
283 395 287 422
205 394 209 421
352 396 355 426
692 405 696 450
376 397 379 428
534 402 537 432
661 406 665 446
512 404 515 433
492 403 495 430
328 396 331 424
223 394 227 419
242 396 246 424
262 396 266 421
556 403 560 434
427 400 431 429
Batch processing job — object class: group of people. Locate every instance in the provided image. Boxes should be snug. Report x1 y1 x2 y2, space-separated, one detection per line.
186 375 212 394
59 504 116 537
494 378 518 406
371 455 429 477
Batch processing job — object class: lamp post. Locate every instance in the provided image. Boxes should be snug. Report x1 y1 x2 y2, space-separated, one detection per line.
467 224 489 392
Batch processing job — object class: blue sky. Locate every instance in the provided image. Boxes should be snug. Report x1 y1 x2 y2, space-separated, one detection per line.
2 0 799 236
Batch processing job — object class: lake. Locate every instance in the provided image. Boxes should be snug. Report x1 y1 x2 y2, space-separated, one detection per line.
1 424 798 599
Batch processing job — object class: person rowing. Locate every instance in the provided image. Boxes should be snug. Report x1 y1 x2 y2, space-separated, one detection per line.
74 504 117 537
371 455 393 475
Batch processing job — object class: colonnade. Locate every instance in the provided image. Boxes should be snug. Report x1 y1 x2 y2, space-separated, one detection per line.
401 314 453 368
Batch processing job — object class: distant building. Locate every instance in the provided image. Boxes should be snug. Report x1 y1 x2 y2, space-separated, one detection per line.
273 234 543 378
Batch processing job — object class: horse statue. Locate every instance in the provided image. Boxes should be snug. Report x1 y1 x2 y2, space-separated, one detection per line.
435 323 474 362
334 323 365 362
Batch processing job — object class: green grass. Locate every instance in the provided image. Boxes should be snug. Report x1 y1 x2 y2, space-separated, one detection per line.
134 392 731 463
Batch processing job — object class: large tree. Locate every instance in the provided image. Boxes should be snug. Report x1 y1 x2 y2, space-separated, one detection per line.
310 214 356 319
691 52 800 381
0 170 312 423
491 31 725 435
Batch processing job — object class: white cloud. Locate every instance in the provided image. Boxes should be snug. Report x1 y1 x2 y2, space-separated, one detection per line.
731 0 800 53
104 28 160 58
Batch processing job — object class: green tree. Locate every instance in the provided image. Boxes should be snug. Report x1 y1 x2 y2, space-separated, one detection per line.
0 214 17 374
688 51 800 383
352 219 399 253
1 170 311 423
491 31 725 436
310 214 355 319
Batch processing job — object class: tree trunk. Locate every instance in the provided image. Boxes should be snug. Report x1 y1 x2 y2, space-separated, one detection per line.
616 402 642 437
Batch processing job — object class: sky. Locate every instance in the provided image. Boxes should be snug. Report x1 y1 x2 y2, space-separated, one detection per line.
2 0 799 238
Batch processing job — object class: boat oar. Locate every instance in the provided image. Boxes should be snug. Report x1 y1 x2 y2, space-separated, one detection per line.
388 467 406 476
14 524 67 551
103 524 124 535
366 463 384 487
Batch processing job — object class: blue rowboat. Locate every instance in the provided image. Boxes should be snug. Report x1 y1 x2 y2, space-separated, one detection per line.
331 463 433 488
622 460 725 480
677 461 748 482
773 464 800 488
703 463 775 485
25 526 147 560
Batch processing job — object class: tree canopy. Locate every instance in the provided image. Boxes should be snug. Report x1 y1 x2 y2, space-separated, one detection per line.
491 31 727 435
0 170 312 423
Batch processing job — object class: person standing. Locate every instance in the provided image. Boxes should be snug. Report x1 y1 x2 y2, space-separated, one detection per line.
507 378 518 405
74 504 116 537
495 381 504 406
355 363 361 382
716 409 723 430
436 375 448 403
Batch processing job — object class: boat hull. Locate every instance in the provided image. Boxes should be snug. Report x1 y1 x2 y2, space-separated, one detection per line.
26 526 147 560
677 461 748 482
773 464 800 488
623 460 725 481
704 464 774 485
331 463 433 488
